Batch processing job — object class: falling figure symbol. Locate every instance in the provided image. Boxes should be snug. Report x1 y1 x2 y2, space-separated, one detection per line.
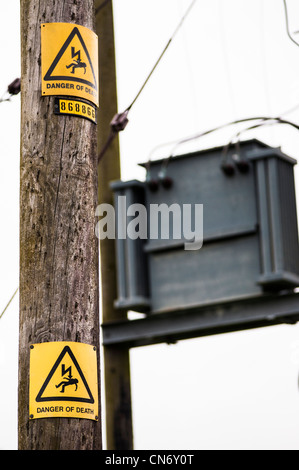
56 364 79 393
66 59 87 74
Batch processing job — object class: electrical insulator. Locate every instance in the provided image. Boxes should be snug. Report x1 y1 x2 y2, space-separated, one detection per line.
110 110 129 132
158 169 173 189
8 78 21 95
221 161 235 176
232 153 250 173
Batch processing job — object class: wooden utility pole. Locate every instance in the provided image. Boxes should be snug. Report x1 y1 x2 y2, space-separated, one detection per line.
95 0 134 450
19 0 102 449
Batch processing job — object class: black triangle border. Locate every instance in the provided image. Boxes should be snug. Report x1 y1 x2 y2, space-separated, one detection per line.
43 26 98 91
36 345 95 404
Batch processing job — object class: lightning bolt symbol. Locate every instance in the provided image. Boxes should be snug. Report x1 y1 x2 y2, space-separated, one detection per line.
61 364 73 379
71 47 81 62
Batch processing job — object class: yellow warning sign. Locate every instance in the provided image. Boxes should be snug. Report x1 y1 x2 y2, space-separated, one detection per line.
29 341 99 421
41 23 99 107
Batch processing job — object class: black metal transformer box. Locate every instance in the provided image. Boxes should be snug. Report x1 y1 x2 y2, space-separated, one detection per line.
109 139 299 323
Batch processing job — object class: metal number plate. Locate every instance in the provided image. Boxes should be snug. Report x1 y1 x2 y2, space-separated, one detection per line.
54 97 97 124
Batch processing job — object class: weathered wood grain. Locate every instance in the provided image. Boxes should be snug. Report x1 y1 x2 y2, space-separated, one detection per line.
19 0 102 449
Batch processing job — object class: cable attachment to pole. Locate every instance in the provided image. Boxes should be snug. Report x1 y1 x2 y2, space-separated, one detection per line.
0 77 21 103
110 110 129 133
97 0 198 165
8 78 21 95
98 110 129 164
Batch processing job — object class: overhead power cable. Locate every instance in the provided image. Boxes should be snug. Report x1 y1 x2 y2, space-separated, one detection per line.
168 115 299 159
0 287 18 321
221 117 299 166
125 0 198 114
146 104 299 177
282 0 299 47
97 0 198 164
146 100 299 161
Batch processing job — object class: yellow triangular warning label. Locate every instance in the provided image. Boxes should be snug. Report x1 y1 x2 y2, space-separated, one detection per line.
29 342 99 421
36 345 94 403
43 26 97 90
41 23 99 106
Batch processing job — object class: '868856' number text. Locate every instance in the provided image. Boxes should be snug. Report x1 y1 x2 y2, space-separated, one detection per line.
56 98 96 123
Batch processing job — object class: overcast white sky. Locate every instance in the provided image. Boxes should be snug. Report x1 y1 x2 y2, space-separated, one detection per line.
1 0 299 450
